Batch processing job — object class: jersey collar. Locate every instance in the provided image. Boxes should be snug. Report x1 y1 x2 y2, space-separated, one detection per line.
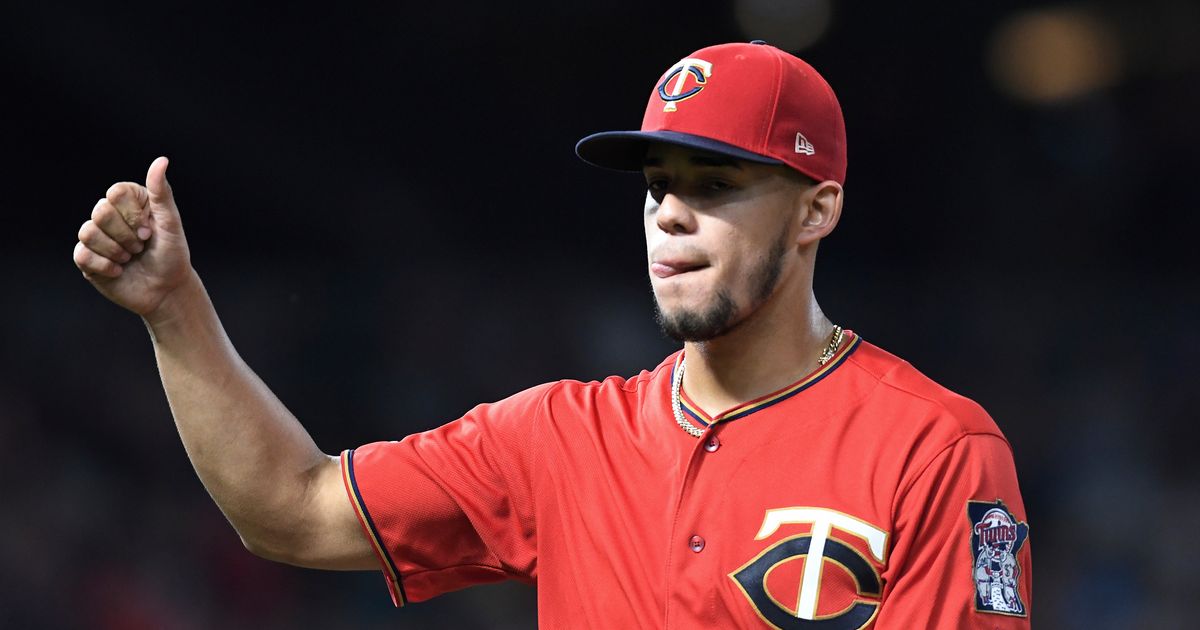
672 331 861 431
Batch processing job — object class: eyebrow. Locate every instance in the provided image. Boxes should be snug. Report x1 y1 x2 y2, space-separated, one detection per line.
643 154 743 169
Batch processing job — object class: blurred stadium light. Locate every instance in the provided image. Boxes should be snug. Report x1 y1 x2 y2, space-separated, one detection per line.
988 6 1124 104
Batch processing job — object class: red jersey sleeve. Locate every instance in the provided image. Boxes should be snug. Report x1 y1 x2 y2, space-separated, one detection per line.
340 382 553 605
876 432 1033 628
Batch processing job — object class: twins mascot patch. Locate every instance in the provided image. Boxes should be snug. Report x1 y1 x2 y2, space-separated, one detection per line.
968 500 1029 616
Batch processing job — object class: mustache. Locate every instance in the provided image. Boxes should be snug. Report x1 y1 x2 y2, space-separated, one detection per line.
649 245 709 263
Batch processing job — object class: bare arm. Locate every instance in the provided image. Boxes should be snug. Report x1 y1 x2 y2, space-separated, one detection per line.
73 158 374 569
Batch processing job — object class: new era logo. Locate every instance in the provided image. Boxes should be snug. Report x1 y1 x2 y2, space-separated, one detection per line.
795 132 815 155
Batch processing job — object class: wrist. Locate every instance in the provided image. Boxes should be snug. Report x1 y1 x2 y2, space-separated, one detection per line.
142 268 209 334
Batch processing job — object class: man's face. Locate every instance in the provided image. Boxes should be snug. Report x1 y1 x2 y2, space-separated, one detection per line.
643 144 806 342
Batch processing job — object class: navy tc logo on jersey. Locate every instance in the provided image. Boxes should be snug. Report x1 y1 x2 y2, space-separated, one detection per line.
657 57 713 112
730 508 888 629
968 499 1029 617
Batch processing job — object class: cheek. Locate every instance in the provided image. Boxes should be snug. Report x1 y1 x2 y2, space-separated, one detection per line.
644 219 664 260
710 240 764 299
643 191 658 214
643 193 659 246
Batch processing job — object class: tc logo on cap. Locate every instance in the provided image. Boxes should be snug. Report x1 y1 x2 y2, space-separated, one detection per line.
658 57 713 112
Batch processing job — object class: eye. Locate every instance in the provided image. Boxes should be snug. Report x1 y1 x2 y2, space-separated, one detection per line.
646 178 668 203
706 179 734 192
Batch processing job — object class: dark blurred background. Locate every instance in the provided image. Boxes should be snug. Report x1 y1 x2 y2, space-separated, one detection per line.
3 0 1198 628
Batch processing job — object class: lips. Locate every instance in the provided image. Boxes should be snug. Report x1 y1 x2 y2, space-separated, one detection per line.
651 260 708 278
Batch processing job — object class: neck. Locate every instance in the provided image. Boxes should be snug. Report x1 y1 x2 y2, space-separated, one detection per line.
681 285 834 416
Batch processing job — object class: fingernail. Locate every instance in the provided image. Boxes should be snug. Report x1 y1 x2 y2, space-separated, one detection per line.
119 251 132 262
131 242 144 255
137 226 152 240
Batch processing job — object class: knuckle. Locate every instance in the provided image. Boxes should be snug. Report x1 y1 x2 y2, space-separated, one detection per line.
106 181 141 204
91 201 111 223
72 242 90 267
92 205 135 243
80 222 105 245
108 183 147 218
80 253 116 275
105 182 125 201
73 243 112 274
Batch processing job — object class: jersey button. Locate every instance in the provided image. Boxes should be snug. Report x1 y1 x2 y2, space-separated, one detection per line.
704 435 721 452
689 535 706 553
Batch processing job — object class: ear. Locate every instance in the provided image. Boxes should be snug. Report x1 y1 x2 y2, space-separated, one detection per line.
794 180 844 246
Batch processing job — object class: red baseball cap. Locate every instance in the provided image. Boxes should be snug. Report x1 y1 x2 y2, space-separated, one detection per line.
576 41 847 184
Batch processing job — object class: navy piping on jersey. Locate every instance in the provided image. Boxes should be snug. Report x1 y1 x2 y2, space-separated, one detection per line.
674 333 862 432
345 448 409 605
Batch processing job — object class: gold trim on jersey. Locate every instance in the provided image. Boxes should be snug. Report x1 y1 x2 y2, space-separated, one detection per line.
679 332 862 428
341 449 407 606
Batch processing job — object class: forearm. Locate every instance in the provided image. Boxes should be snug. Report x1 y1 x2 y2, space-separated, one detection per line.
145 269 334 557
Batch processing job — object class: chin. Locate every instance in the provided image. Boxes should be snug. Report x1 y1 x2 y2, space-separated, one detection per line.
653 290 739 342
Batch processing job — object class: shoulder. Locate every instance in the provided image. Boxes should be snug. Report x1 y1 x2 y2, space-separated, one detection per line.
461 353 678 434
839 337 1025 523
541 351 678 404
844 337 1009 447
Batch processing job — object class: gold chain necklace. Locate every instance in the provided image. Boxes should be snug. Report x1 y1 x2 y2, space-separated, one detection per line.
672 325 844 438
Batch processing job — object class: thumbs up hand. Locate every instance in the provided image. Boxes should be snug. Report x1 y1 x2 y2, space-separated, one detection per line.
74 157 197 319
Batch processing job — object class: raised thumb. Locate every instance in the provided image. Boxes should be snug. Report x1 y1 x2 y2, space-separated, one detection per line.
145 156 174 206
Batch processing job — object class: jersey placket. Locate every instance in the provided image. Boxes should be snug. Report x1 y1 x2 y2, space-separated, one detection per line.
663 416 736 628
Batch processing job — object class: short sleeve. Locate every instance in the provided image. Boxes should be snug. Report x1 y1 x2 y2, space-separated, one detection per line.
875 433 1033 628
341 382 553 605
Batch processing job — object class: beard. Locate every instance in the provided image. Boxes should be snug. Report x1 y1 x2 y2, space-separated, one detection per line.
654 233 788 342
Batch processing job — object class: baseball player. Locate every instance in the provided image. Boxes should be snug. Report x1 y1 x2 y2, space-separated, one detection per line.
73 41 1031 628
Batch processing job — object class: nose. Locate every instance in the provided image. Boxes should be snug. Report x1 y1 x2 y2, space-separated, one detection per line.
655 193 698 235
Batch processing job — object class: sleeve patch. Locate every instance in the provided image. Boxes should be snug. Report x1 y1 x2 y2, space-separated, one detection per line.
967 499 1029 617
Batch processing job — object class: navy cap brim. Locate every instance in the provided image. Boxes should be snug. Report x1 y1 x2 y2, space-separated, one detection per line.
575 130 783 172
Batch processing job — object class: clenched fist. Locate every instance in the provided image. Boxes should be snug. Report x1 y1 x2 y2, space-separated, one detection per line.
73 157 194 319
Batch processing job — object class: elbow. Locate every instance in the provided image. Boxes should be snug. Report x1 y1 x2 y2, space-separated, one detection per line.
238 532 302 565
239 533 279 561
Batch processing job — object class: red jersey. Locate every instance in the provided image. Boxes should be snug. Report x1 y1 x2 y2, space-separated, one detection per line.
341 332 1032 628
